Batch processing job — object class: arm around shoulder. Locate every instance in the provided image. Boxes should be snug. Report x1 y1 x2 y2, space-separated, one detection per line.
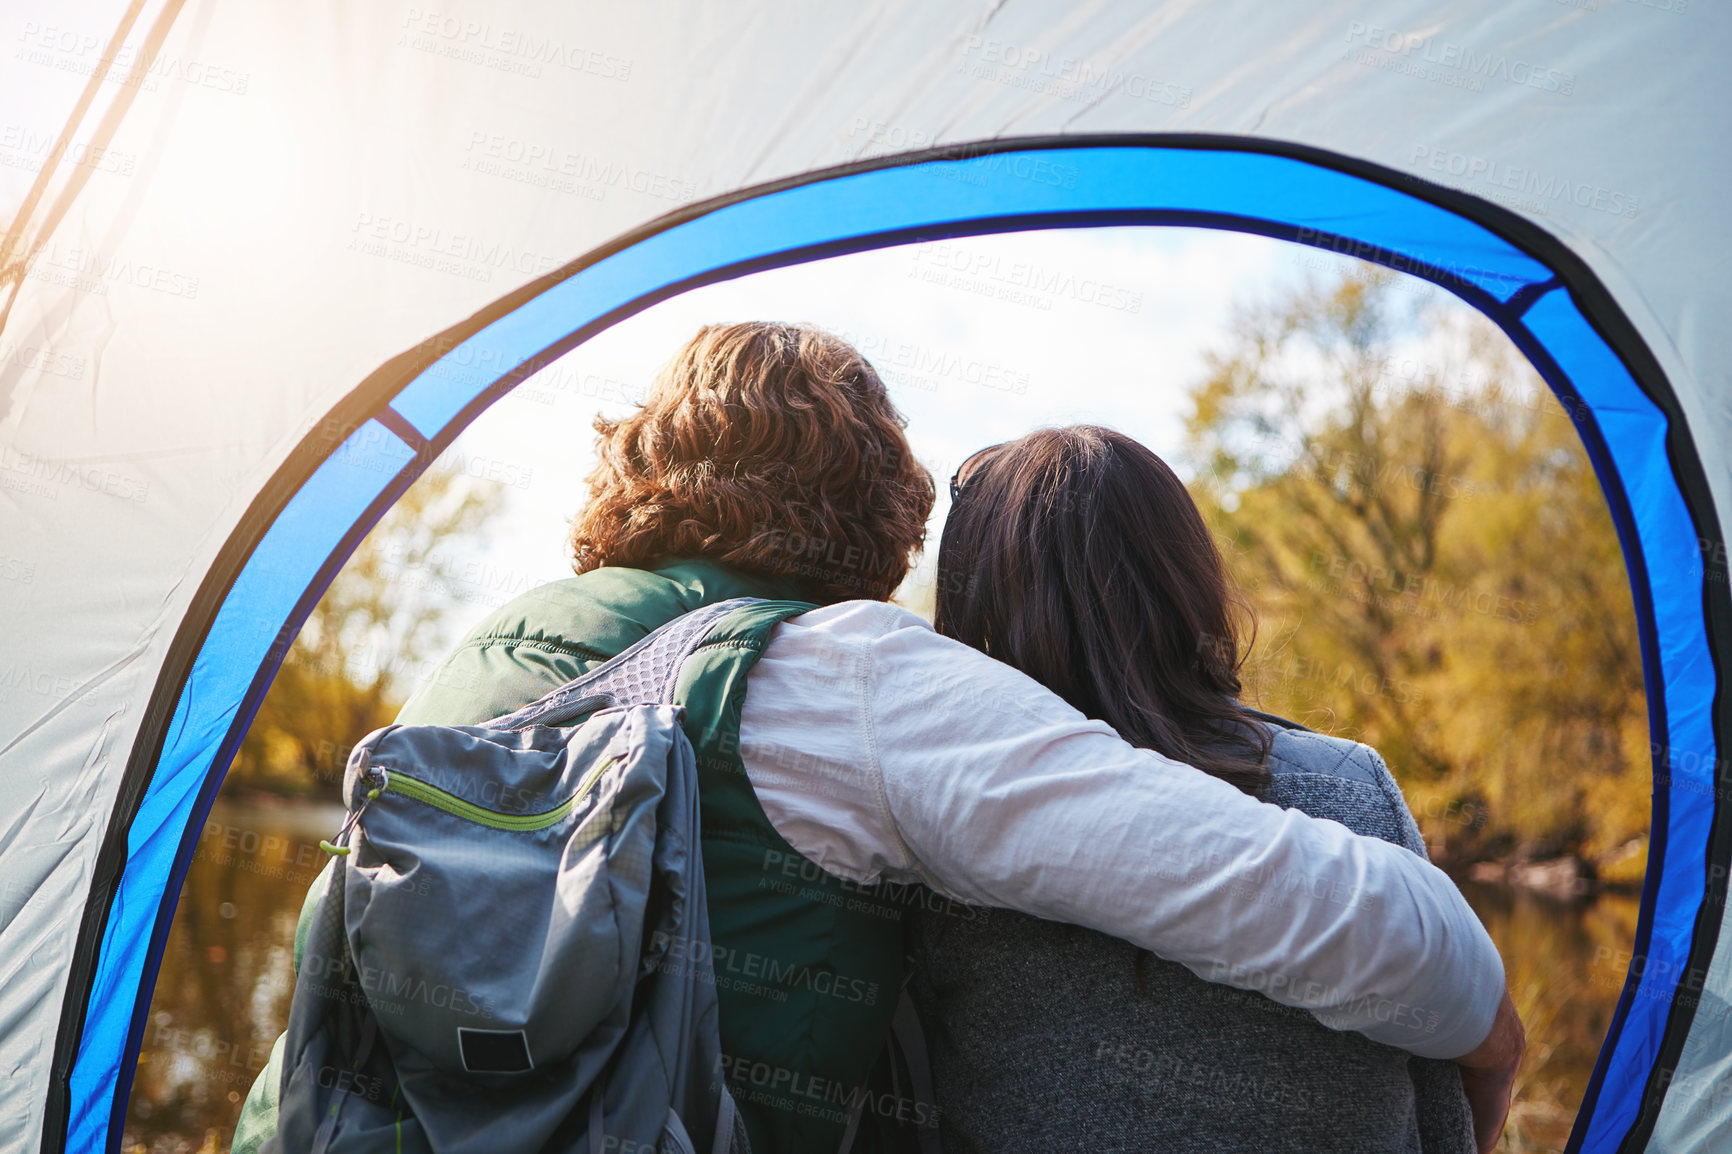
744 603 1508 1060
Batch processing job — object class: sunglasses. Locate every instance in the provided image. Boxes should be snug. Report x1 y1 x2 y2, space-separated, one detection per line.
949 443 1006 501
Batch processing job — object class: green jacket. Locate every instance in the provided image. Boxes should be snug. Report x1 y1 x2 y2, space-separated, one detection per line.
233 561 909 1154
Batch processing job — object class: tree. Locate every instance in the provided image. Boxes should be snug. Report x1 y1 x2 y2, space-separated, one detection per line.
1186 269 1648 872
228 458 507 795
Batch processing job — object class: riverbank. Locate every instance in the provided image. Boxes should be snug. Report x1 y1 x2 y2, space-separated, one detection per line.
1444 836 1648 901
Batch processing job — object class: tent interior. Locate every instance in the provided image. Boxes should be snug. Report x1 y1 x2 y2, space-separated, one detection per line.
2 5 1726 1154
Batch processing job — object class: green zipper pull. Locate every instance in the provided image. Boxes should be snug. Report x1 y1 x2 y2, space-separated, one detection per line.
322 762 389 856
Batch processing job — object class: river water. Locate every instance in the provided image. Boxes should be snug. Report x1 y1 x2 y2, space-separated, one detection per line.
120 800 1640 1153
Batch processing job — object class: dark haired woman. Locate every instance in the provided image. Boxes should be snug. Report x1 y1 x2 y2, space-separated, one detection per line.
914 426 1484 1153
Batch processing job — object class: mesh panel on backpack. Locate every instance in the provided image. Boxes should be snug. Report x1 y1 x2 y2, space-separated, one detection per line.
488 598 755 730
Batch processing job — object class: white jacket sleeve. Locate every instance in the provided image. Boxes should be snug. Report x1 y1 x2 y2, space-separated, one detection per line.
738 599 1503 1061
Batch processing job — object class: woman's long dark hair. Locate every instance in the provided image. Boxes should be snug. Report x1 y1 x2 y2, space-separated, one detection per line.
936 426 1271 796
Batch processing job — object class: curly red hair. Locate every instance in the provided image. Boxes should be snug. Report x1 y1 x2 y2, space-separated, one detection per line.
568 322 934 603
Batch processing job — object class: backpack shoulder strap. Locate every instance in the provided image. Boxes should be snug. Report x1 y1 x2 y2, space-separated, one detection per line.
485 596 763 729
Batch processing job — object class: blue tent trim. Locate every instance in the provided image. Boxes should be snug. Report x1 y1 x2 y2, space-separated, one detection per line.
44 137 1726 1154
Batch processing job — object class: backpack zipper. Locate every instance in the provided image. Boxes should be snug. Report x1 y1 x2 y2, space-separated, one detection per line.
381 757 618 832
322 755 617 852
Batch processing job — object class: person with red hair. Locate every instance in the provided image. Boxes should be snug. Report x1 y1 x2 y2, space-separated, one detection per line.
237 323 1519 1154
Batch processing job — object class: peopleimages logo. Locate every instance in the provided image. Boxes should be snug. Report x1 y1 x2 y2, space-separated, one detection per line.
908 242 1144 314
1343 23 1576 95
346 210 564 283
958 36 1192 109
14 21 252 94
397 7 632 81
1410 145 1642 220
653 931 882 1007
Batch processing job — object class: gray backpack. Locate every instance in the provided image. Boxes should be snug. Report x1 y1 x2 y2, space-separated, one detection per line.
264 600 759 1154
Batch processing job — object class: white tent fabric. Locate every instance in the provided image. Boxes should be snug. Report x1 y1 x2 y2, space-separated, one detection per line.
1 2 1726 1151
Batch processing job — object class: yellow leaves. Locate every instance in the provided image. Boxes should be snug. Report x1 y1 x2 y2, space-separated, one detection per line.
230 460 507 796
1188 266 1647 868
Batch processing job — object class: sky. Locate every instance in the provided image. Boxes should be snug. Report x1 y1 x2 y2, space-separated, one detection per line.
422 224 1454 625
